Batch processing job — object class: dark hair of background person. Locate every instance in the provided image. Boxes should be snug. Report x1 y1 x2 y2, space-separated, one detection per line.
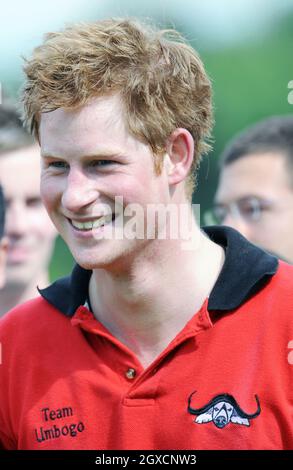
0 105 34 155
219 115 293 178
0 185 5 239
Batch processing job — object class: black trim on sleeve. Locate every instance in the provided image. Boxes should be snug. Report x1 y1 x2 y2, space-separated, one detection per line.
39 226 278 317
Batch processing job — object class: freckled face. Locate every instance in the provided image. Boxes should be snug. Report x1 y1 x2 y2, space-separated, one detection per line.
39 94 171 270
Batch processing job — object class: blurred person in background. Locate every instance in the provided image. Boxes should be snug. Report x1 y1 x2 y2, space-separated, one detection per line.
0 106 57 315
213 115 293 262
0 185 8 288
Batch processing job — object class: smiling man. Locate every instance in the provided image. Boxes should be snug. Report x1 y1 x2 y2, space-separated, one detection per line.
0 19 292 451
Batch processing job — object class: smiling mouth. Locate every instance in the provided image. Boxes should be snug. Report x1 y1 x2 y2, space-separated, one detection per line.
69 214 116 231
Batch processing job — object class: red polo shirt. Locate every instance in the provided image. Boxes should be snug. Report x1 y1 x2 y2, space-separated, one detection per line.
0 227 292 449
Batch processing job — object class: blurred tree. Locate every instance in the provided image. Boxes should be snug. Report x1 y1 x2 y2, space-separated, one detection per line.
49 237 74 281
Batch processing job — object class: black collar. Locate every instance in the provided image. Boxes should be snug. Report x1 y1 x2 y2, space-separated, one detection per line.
39 226 278 317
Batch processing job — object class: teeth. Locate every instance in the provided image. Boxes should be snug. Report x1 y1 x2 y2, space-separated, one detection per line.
92 214 113 228
71 214 113 230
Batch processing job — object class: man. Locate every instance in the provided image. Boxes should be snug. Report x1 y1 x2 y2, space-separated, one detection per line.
0 19 292 450
214 116 293 262
0 106 57 316
0 185 8 288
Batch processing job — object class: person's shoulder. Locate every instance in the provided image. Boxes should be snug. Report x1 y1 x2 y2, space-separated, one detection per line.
0 295 73 369
0 295 67 337
264 260 293 318
273 260 293 287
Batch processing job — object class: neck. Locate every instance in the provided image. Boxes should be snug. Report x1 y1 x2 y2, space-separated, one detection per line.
89 220 225 368
0 271 50 317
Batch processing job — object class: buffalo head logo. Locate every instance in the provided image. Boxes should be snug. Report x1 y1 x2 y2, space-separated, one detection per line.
188 392 261 428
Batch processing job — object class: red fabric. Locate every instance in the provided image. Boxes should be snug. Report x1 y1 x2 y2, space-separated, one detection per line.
0 262 292 450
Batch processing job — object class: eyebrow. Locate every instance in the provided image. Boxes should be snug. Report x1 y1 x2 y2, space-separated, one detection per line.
41 150 125 160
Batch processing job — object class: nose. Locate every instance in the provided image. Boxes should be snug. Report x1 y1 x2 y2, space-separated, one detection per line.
61 167 99 213
214 409 228 428
6 200 28 237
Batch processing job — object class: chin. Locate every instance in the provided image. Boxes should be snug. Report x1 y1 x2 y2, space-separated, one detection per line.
73 256 107 271
73 250 119 271
70 239 140 271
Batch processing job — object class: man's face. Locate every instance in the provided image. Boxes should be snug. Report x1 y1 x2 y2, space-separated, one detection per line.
39 94 171 271
0 146 56 287
214 152 293 262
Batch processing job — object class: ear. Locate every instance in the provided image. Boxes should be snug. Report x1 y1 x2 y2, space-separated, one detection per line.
0 237 8 288
165 128 194 187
